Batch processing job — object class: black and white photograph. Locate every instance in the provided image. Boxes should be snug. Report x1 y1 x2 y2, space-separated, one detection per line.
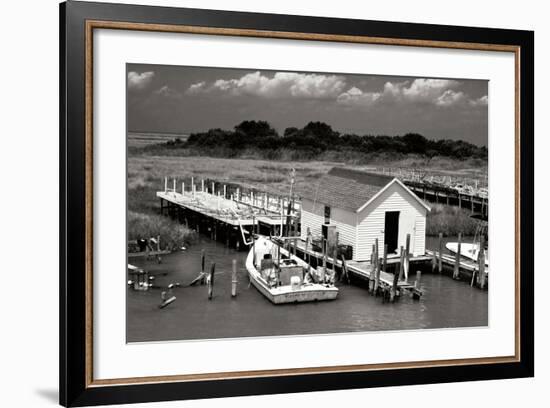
126 63 490 343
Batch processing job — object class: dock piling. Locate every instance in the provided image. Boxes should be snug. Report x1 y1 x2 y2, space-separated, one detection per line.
398 246 405 282
231 259 237 297
414 270 422 289
412 270 422 300
478 234 487 289
208 262 216 300
374 238 380 294
453 233 462 280
390 267 399 302
438 232 443 273
383 244 388 272
405 234 411 281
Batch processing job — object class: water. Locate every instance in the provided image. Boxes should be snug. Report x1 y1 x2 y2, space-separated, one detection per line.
127 236 487 342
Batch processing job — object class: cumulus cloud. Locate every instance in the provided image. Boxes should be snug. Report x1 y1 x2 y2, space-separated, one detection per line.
402 79 460 102
186 71 346 99
187 81 206 94
154 85 182 99
469 95 489 107
337 78 475 108
435 90 466 107
128 71 155 90
336 86 381 106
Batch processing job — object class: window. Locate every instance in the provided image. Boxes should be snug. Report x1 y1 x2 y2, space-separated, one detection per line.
324 205 331 224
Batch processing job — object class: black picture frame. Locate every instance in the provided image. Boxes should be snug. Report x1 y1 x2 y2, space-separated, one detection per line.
60 1 534 406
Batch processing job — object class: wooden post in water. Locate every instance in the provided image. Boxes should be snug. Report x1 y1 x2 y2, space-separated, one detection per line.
453 233 462 280
208 262 216 300
383 244 388 272
173 178 176 193
369 244 376 293
412 270 422 300
390 265 399 302
405 233 411 282
478 234 487 289
332 232 339 275
398 246 405 282
438 233 443 273
164 177 168 193
231 259 237 297
252 216 256 267
322 238 327 282
414 270 422 289
306 227 311 269
223 184 227 198
374 238 380 294
201 179 204 192
200 249 205 284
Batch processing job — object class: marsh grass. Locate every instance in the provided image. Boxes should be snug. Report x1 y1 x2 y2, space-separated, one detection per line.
426 203 480 236
127 151 485 240
128 211 197 251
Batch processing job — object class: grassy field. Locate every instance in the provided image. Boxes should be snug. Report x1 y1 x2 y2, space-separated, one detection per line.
128 147 487 238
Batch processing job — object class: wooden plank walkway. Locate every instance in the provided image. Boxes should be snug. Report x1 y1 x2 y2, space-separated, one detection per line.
157 190 284 227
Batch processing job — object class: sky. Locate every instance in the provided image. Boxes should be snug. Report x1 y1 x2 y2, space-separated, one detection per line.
127 63 489 146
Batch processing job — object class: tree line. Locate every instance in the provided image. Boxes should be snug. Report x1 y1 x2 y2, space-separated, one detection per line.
165 120 487 160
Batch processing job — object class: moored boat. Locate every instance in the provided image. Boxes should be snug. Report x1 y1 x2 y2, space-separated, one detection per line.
445 213 489 270
445 242 489 268
246 236 338 304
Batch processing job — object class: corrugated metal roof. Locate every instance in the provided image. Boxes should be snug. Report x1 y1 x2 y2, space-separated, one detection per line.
298 167 395 212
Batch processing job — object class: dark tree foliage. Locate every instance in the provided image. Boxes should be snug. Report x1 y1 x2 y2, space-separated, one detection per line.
176 120 487 160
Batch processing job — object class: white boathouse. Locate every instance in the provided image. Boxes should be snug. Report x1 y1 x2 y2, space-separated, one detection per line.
299 167 430 262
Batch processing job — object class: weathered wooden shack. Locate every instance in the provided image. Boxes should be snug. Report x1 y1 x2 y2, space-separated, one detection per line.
299 167 430 261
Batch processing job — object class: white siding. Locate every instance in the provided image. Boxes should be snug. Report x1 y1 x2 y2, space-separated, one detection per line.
356 182 427 261
300 198 357 250
300 199 324 240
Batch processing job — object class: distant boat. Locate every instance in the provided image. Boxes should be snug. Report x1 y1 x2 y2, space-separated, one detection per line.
246 236 338 304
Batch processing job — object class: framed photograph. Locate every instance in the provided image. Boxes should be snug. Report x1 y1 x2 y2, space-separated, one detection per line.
60 1 534 406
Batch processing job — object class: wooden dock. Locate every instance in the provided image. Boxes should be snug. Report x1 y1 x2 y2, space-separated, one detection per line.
274 237 428 300
157 178 300 249
404 180 488 215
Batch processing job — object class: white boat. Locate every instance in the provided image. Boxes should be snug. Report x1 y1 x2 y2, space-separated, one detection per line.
246 236 338 304
445 213 489 271
445 242 489 268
